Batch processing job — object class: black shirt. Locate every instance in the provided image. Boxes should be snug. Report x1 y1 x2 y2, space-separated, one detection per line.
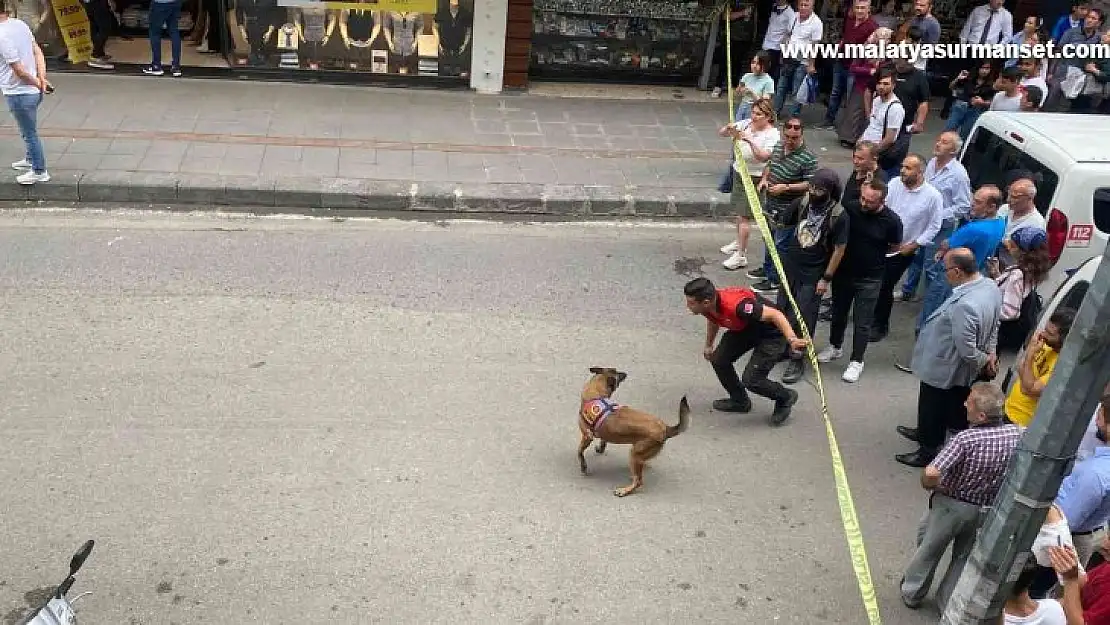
841 203 904 277
894 67 931 125
841 168 889 215
779 196 850 274
955 77 996 104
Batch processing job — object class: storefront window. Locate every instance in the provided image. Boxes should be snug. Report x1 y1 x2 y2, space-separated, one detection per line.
232 0 472 77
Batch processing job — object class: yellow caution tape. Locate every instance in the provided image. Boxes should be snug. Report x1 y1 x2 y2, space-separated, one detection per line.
724 14 882 625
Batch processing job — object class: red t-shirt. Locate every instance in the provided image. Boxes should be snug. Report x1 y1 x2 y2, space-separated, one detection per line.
840 16 878 51
1084 563 1110 624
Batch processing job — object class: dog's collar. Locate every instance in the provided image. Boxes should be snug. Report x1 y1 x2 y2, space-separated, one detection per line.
581 397 620 434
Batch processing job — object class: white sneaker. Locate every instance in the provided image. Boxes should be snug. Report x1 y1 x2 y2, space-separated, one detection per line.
16 170 49 185
720 240 739 255
711 87 722 98
842 361 865 383
816 345 843 363
11 158 31 170
722 251 748 270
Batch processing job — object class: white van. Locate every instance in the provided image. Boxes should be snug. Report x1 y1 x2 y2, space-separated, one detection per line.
959 112 1110 296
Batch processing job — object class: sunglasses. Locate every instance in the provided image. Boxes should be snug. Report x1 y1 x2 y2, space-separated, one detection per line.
784 123 802 130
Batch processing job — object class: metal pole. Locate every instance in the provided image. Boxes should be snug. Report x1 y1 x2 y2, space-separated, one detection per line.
941 245 1110 624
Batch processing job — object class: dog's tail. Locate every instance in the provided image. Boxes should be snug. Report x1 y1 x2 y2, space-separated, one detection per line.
666 396 691 439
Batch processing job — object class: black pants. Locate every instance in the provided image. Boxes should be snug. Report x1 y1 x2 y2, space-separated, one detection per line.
83 0 115 58
829 271 883 362
764 48 782 81
712 329 791 403
777 262 822 358
916 382 971 451
873 252 915 335
202 0 233 53
713 39 747 89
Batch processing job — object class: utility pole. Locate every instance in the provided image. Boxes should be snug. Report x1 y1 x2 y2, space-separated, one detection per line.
942 243 1110 625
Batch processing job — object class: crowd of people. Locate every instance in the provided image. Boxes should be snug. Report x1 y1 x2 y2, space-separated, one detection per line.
696 106 1108 621
718 0 1110 117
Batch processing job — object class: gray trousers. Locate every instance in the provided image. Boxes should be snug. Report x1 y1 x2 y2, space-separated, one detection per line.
1075 526 1108 568
901 492 984 608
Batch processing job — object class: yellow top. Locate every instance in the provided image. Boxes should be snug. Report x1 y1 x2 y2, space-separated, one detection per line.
1005 345 1059 427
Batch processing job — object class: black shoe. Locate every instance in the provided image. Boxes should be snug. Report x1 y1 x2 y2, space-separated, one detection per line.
769 389 799 426
895 448 936 468
751 279 779 293
896 425 919 442
782 359 805 385
899 577 921 609
746 267 766 280
895 361 913 374
868 327 888 343
712 396 752 413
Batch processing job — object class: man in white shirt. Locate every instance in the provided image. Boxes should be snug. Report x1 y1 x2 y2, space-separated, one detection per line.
997 178 1046 266
0 1 49 185
1019 58 1049 107
860 71 904 154
871 153 945 341
959 0 1014 47
771 0 823 120
760 0 796 80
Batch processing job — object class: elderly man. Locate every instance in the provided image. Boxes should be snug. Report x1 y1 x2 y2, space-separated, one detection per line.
895 248 1002 467
899 132 972 309
998 178 1046 266
771 0 823 119
749 116 819 293
871 154 944 343
899 382 1021 610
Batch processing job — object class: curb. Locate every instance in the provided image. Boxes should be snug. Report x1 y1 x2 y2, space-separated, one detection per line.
0 172 739 218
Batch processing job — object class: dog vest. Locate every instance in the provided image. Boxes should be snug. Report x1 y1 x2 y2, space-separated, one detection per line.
581 398 621 435
703 287 758 332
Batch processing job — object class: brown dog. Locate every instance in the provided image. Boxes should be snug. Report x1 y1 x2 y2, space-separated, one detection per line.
578 367 690 497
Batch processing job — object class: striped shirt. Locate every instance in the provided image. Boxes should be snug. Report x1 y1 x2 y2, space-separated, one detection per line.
763 142 818 222
933 422 1022 506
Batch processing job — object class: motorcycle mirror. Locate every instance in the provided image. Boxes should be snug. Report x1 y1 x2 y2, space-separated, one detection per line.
69 540 95 576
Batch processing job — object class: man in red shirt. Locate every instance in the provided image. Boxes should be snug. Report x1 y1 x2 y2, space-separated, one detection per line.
684 277 809 425
1048 540 1110 624
819 0 878 129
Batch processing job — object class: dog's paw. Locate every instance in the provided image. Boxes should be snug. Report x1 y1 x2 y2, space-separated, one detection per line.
594 442 606 455
613 487 634 497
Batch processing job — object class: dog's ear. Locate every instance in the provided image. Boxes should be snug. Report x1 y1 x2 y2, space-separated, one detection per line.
617 371 628 383
589 367 605 375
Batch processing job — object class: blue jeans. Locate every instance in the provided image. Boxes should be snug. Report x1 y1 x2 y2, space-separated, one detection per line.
824 62 853 123
717 102 754 192
944 100 982 141
762 226 792 286
6 92 46 174
903 218 955 299
772 61 808 119
149 0 183 69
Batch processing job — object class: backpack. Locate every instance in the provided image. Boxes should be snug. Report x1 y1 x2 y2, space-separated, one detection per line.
876 98 909 169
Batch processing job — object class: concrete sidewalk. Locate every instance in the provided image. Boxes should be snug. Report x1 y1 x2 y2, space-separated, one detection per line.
0 75 937 216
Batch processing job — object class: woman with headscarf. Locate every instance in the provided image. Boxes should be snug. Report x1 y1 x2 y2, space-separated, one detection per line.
987 226 1053 351
775 168 849 384
836 27 892 148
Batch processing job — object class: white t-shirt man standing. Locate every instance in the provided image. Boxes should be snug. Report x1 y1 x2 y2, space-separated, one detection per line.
0 3 49 184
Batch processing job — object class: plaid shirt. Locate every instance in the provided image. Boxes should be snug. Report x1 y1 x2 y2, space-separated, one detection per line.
933 422 1022 506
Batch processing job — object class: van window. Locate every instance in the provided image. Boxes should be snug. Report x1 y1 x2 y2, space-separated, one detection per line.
1095 188 1110 233
1056 279 1089 314
963 128 1059 216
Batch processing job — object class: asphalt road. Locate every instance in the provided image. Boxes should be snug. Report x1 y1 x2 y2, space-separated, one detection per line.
0 210 937 625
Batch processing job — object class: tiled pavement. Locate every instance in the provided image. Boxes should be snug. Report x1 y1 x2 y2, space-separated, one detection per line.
0 75 936 215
